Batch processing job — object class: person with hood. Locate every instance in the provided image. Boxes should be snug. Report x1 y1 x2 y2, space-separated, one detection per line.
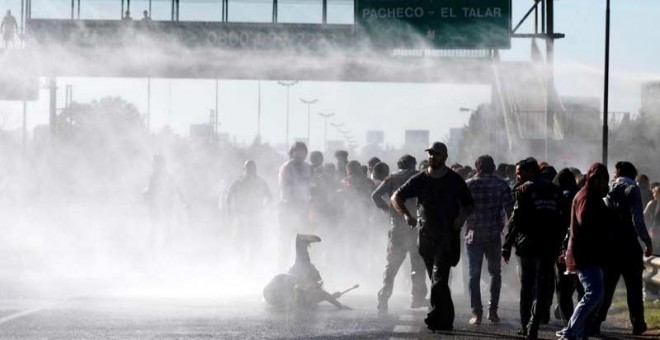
553 169 585 323
556 163 613 340
593 161 653 336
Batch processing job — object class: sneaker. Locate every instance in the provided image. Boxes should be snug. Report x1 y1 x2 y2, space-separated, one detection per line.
487 311 500 323
469 314 482 325
632 323 647 335
517 327 528 336
555 329 566 337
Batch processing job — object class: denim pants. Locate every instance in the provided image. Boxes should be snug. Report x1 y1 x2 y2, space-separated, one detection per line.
562 266 604 338
466 239 502 315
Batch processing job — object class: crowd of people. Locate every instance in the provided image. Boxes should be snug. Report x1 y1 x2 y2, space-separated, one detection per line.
212 139 660 340
140 137 659 339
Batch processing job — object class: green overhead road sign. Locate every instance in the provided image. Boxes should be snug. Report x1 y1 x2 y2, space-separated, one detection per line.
357 0 512 49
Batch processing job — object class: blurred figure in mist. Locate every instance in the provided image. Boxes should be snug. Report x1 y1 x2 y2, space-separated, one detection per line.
464 155 514 325
594 161 653 336
367 157 381 180
1 10 18 49
637 174 652 208
553 168 584 324
371 162 390 187
334 150 349 181
143 155 187 247
225 160 272 260
263 234 350 310
372 155 427 313
141 10 151 22
122 10 132 21
342 160 377 228
419 159 429 172
392 142 474 332
278 142 312 269
644 184 660 253
308 151 339 233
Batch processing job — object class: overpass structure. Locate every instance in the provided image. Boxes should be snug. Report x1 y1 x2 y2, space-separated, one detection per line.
0 0 568 162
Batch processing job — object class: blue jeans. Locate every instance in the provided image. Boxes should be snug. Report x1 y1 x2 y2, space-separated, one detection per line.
563 266 604 338
466 239 502 315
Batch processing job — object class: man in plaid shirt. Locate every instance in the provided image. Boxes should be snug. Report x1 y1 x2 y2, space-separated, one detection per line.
464 155 514 325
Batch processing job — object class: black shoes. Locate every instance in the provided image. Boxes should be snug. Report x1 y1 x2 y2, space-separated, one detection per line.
632 323 647 335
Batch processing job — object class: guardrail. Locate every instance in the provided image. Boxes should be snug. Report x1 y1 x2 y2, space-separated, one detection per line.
643 256 660 295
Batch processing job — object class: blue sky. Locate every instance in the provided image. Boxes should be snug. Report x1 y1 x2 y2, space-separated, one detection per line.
1 0 659 153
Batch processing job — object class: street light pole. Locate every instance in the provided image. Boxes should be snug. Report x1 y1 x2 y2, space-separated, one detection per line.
278 80 298 150
318 112 334 152
300 98 318 146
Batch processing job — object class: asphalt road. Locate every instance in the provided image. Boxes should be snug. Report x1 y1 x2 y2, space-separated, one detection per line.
0 292 650 339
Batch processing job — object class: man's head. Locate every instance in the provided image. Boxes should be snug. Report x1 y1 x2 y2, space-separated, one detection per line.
397 154 417 170
373 162 390 181
143 10 149 17
652 186 660 201
585 163 610 197
636 174 650 189
346 160 362 177
474 155 496 175
310 151 324 167
244 160 257 177
6 10 11 16
334 150 348 162
515 157 540 184
419 160 429 171
289 142 308 162
367 157 381 172
424 142 448 170
614 161 637 180
125 10 130 17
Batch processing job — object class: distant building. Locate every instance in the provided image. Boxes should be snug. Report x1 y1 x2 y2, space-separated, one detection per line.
366 130 384 146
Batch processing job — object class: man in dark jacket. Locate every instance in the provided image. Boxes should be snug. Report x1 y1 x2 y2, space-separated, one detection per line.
372 155 427 313
593 161 653 336
392 142 474 331
502 157 563 340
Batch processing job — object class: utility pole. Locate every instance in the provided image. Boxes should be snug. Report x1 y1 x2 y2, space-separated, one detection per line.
277 80 298 150
318 112 334 152
22 101 27 151
300 98 318 146
49 78 57 137
215 79 219 133
146 77 151 131
544 0 555 162
602 0 611 166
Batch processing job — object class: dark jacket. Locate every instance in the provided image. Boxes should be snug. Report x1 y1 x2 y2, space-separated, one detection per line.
503 177 564 258
566 190 615 271
606 177 652 263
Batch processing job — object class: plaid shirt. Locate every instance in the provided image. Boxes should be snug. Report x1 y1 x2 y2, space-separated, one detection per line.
465 174 514 245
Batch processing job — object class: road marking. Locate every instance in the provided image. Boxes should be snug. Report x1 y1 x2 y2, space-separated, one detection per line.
393 324 418 333
0 305 52 326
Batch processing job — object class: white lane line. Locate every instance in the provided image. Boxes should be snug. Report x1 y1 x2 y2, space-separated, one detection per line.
393 324 418 333
0 305 53 326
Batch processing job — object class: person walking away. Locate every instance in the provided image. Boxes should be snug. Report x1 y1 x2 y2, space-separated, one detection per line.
644 185 660 253
392 142 474 331
372 155 427 313
557 163 613 340
593 161 653 336
501 157 563 340
1 10 18 49
464 155 514 325
553 168 585 323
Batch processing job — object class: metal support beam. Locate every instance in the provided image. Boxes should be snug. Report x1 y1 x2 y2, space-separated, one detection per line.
273 0 278 23
603 0 611 166
545 0 554 161
49 78 57 137
512 0 541 34
322 0 327 24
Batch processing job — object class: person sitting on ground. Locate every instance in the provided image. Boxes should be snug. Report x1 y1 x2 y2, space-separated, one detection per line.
263 234 350 310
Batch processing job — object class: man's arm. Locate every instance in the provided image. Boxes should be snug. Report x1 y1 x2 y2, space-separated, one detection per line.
453 178 475 230
629 186 653 256
391 178 418 227
501 182 515 219
371 180 391 212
